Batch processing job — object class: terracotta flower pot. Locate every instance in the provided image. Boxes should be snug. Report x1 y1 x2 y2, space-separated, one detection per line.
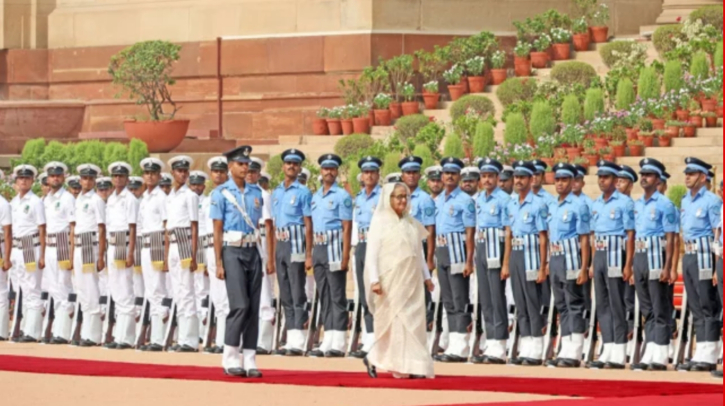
651 119 665 130
573 34 590 51
552 43 571 61
675 110 690 121
701 98 717 112
566 147 582 161
341 118 354 135
514 56 532 77
374 109 392 126
625 128 639 141
467 76 487 93
594 138 609 149
541 157 556 168
422 92 440 110
689 116 703 128
658 136 672 147
683 125 697 138
124 119 189 153
448 85 465 101
459 77 470 94
326 119 342 135
590 26 609 43
638 135 654 147
312 118 329 136
718 106 723 118
352 117 370 134
389 102 402 120
584 154 599 167
401 101 420 116
544 172 556 185
612 145 626 157
491 69 507 85
531 52 549 69
368 110 376 127
628 145 643 156
665 126 679 138
705 116 718 127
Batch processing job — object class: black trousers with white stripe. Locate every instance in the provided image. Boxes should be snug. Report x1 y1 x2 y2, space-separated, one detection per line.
593 251 627 344
223 246 263 350
354 243 373 334
682 254 720 343
275 241 308 330
633 253 670 346
435 247 470 334
509 250 545 338
312 245 348 332
550 256 586 338
475 242 508 340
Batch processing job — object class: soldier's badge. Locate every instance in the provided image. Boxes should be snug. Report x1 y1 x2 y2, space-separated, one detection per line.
628 210 635 220
344 198 352 208
610 209 615 219
490 205 496 215
696 208 703 218
290 195 295 205
667 213 676 224
582 213 590 222
449 205 455 216
523 211 529 221
467 203 475 213
254 198 261 209
562 210 568 222
425 207 434 217
539 207 548 218
55 201 61 211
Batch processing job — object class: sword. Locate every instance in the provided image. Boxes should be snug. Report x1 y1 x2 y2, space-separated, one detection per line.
468 271 482 361
41 293 54 343
303 287 320 354
346 252 362 356
163 301 178 352
9 285 22 341
102 295 116 345
271 291 284 353
542 290 558 363
629 295 643 365
69 293 82 345
673 289 692 368
135 297 150 349
584 282 598 364
507 307 520 363
202 296 216 350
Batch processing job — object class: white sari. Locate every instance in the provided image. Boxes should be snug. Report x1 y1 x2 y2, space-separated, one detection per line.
364 183 434 379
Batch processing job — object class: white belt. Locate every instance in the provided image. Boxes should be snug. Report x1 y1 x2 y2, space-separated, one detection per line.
223 231 257 247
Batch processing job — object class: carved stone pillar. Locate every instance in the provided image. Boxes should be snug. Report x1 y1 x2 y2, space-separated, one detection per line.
656 0 722 24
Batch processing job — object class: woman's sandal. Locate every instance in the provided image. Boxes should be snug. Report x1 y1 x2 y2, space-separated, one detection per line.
363 358 377 379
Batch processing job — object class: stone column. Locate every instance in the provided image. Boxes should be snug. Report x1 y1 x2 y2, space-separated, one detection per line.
656 0 722 24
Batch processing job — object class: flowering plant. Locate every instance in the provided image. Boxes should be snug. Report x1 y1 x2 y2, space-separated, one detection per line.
533 34 552 52
373 93 393 109
509 143 535 162
559 124 586 146
327 106 344 119
550 28 572 44
443 64 464 84
400 82 416 102
465 56 486 76
591 4 610 26
572 17 588 34
423 80 439 93
514 41 533 57
536 134 559 158
491 51 506 69
317 107 330 118
587 115 615 135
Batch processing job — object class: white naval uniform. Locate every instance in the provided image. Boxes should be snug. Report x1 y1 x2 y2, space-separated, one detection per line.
195 194 210 338
106 187 139 345
139 186 169 346
73 190 106 343
0 196 11 339
258 188 275 351
166 184 199 348
43 188 76 341
133 196 144 319
10 191 46 340
202 189 228 348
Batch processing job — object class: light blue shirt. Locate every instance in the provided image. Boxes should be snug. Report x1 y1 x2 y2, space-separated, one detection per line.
475 188 510 229
548 193 590 242
575 193 594 213
410 187 436 227
210 179 264 233
435 188 476 235
311 183 353 233
354 185 381 230
634 191 679 237
506 191 549 237
271 181 312 229
535 188 557 213
681 186 721 241
591 191 635 237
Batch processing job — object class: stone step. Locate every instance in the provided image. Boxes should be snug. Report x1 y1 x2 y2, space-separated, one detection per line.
0 155 19 170
617 155 723 167
672 137 723 147
645 146 724 157
693 128 722 137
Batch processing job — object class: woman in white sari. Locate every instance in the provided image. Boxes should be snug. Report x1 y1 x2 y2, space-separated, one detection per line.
363 182 435 379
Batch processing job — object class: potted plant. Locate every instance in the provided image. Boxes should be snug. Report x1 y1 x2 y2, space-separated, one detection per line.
653 130 671 147
550 28 572 61
340 105 354 135
352 104 371 134
582 139 599 167
589 4 610 43
561 125 585 160
327 106 343 135
373 93 393 126
443 65 465 101
676 93 692 121
683 122 697 137
531 34 552 69
573 156 590 171
422 81 440 110
702 111 718 127
609 139 626 157
600 146 615 162
400 82 420 116
314 108 330 136
717 96 723 118
689 111 704 128
638 130 655 147
514 41 533 77
664 120 683 138
108 40 188 153
627 139 644 156
544 166 556 185
490 50 507 85
536 134 558 168
572 17 590 51
384 55 414 120
465 56 487 93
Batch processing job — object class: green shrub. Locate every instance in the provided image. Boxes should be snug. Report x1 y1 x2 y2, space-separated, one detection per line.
102 142 129 173
472 121 495 159
663 60 684 93
382 151 403 177
450 95 496 122
334 133 375 158
667 185 688 209
18 138 46 170
412 144 435 175
128 139 149 175
599 41 639 68
689 51 710 80
653 25 686 57
615 78 636 110
529 102 556 139
550 61 598 87
504 112 528 146
689 5 723 31
411 122 446 159
40 141 71 169
637 67 661 100
394 114 431 143
716 42 723 68
443 133 465 159
561 95 582 126
496 78 538 107
266 155 283 188
583 88 605 121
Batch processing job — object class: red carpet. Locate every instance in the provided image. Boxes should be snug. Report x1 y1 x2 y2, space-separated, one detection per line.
0 355 720 399
427 393 722 406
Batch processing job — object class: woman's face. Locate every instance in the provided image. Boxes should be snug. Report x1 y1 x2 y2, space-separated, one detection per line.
390 184 408 217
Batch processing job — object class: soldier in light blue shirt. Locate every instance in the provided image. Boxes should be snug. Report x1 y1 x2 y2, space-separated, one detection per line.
573 164 594 318
677 157 722 372
546 163 591 369
471 158 511 365
433 157 475 363
270 149 313 356
210 146 274 378
350 156 382 358
503 161 549 366
531 159 556 210
309 154 353 358
588 161 635 370
616 165 638 351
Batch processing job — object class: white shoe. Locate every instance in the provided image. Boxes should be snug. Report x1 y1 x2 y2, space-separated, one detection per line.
331 331 347 352
598 344 611 364
640 343 653 366
222 345 242 369
609 344 627 366
243 349 258 371
529 336 544 360
570 334 585 361
518 336 531 359
23 309 43 340
557 335 572 360
484 340 508 360
651 344 670 366
318 330 333 353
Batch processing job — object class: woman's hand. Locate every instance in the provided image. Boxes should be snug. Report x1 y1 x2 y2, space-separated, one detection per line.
371 282 383 296
425 279 434 292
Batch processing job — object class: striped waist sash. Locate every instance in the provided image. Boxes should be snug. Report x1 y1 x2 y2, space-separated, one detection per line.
277 225 306 262
134 236 143 273
196 235 206 272
513 234 541 281
436 232 467 275
170 228 193 269
636 236 665 280
74 231 98 273
314 230 343 272
109 231 129 268
142 231 165 271
476 227 504 269
47 232 72 271
685 236 714 279
595 235 624 278
12 233 40 272
202 234 214 248
357 227 369 244
222 231 257 248
550 236 581 279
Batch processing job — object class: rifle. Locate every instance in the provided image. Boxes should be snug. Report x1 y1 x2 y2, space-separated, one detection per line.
9 286 22 341
41 292 54 343
271 294 284 352
162 300 177 352
507 307 520 363
201 297 216 351
673 289 693 368
583 282 599 364
468 271 482 361
101 295 115 345
135 297 150 349
69 293 82 344
303 287 320 354
542 291 558 363
628 295 643 365
347 253 362 356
